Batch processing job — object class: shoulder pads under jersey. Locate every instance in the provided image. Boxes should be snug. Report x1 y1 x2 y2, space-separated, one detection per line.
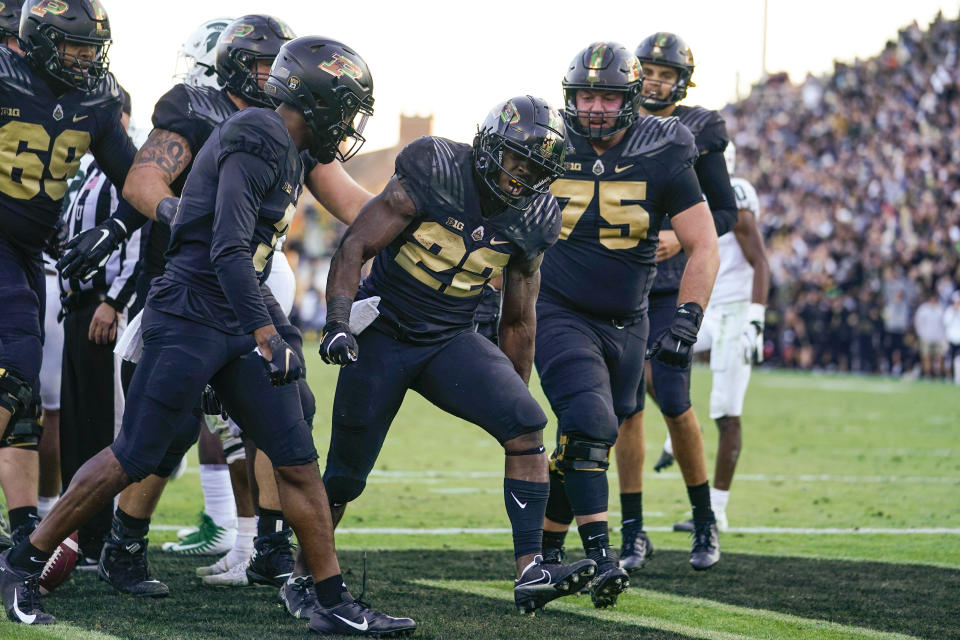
79 72 123 109
182 85 236 127
0 47 36 95
498 194 561 262
621 115 694 160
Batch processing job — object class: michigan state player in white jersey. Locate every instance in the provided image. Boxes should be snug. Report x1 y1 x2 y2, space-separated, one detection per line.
664 142 770 532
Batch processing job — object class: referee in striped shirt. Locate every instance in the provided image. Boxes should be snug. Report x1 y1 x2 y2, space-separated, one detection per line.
57 87 141 564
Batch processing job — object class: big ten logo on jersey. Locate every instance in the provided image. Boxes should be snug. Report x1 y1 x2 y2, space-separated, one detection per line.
444 216 464 231
252 203 296 271
395 221 509 297
0 121 91 201
551 179 651 250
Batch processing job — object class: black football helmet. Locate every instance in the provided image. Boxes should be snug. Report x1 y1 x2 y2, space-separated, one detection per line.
19 0 111 92
0 2 21 42
635 32 696 110
216 15 295 107
562 42 642 139
264 36 374 164
473 96 566 212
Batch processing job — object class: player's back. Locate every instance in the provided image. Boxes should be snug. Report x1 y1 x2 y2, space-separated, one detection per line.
150 107 302 333
0 48 126 252
541 115 700 319
361 135 559 343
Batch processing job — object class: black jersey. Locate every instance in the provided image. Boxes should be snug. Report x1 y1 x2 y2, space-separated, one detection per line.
540 116 702 319
0 48 136 253
359 136 560 343
148 108 303 335
652 104 735 293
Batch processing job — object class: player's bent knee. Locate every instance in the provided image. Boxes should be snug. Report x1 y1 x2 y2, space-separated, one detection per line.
553 435 611 472
562 392 619 442
323 475 366 506
2 413 43 451
0 367 33 420
656 382 692 417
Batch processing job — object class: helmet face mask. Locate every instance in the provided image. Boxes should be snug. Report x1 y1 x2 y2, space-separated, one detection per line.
635 32 695 111
562 42 642 139
216 15 295 107
20 0 112 93
473 96 566 213
264 37 375 164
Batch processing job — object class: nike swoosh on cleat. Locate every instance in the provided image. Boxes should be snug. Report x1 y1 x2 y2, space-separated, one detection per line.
12 590 36 624
333 614 369 631
516 568 550 588
510 492 527 509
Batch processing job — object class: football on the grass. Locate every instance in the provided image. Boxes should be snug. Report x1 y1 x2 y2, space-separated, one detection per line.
39 531 79 595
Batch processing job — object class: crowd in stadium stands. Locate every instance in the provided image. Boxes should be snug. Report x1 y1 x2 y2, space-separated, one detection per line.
723 11 960 380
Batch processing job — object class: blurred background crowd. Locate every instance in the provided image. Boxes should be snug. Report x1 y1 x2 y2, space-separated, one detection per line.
282 13 960 381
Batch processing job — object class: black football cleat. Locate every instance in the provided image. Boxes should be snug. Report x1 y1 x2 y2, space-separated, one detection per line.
653 449 675 472
514 554 597 614
586 547 629 609
619 524 654 572
673 518 695 532
280 575 317 620
309 591 416 637
690 520 720 571
0 550 55 624
247 529 295 588
98 536 169 597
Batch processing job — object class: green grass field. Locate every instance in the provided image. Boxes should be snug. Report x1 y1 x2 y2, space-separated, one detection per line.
4 347 959 639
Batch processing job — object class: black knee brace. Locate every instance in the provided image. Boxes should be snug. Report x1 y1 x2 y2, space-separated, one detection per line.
2 402 42 450
0 368 32 419
552 435 610 472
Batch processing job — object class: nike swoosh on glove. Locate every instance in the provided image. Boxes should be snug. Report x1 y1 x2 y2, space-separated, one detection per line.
261 333 305 386
56 218 127 282
319 320 358 366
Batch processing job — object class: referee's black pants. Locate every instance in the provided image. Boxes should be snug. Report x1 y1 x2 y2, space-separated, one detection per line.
60 297 117 559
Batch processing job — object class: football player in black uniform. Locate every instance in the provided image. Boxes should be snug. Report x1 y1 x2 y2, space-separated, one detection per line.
537 43 719 607
1 36 416 636
0 0 140 564
614 32 737 573
320 95 598 615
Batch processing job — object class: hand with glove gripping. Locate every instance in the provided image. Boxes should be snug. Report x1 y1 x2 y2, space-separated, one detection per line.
319 295 358 366
260 332 305 386
646 302 704 369
57 218 128 282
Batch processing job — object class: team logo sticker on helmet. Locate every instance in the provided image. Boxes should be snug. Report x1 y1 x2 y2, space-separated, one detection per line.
319 52 363 79
221 23 254 45
89 0 107 20
498 101 521 126
30 0 69 17
287 76 300 90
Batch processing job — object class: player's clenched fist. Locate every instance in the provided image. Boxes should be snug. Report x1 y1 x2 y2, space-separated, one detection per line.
646 302 703 369
319 321 358 366
261 333 305 385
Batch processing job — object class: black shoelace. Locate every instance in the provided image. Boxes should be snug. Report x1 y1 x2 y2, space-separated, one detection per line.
692 523 715 551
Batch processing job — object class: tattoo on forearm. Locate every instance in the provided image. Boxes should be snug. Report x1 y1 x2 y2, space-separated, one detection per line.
133 129 191 182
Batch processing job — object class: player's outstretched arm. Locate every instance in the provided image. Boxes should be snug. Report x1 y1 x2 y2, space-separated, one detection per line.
122 128 193 224
320 176 417 365
498 254 543 385
305 161 373 225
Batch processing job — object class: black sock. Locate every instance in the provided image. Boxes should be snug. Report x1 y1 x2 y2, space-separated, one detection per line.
686 482 715 523
9 541 49 574
9 506 38 531
257 508 286 536
503 478 549 559
315 573 346 608
578 520 609 553
620 492 643 530
542 529 567 551
114 507 150 539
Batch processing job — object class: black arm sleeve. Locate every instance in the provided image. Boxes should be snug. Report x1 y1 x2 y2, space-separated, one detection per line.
91 112 152 234
210 152 275 334
695 150 737 236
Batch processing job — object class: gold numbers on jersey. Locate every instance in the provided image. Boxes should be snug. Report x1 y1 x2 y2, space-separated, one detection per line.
395 221 510 297
550 178 650 250
0 122 91 200
252 203 296 272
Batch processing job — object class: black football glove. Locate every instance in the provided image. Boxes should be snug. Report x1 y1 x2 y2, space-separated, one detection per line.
320 320 358 366
260 333 305 386
155 197 180 226
646 302 704 369
57 218 127 282
200 385 227 419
